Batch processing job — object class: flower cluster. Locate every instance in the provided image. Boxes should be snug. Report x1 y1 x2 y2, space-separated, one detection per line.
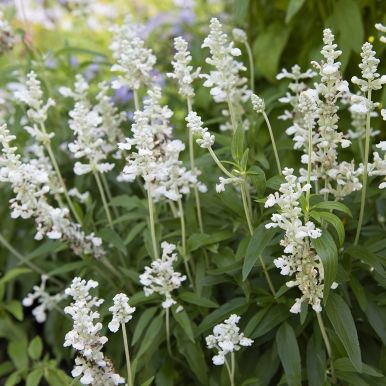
22 275 66 323
139 241 186 308
186 111 215 148
375 23 386 43
205 314 253 365
64 277 124 385
118 87 206 201
167 36 200 98
110 15 156 91
265 168 327 313
108 293 136 333
0 124 104 258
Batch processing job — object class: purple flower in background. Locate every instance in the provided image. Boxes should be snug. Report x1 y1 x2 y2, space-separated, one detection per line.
69 55 78 68
150 70 166 88
83 63 99 81
112 84 133 105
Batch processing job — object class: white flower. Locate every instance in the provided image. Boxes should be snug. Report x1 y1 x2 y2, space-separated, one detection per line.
108 293 136 333
206 314 253 366
110 15 156 91
375 23 386 44
22 275 66 323
232 28 247 43
64 277 124 386
167 36 200 98
251 94 265 113
139 242 186 308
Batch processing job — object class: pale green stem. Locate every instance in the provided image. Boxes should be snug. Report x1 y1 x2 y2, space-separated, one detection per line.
187 97 204 233
227 96 238 133
93 170 113 228
224 355 235 386
240 183 254 236
316 312 336 383
259 255 276 297
165 307 172 356
262 112 282 175
122 324 133 386
208 147 234 178
305 117 313 222
244 41 255 92
146 184 159 260
169 201 178 218
177 198 193 287
101 173 119 219
355 89 372 245
231 352 235 386
133 89 140 111
0 232 62 286
39 123 82 225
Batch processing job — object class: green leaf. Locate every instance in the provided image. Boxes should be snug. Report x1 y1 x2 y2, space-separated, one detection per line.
251 304 288 339
8 338 29 370
285 0 306 23
172 307 195 343
124 222 146 245
253 22 291 81
108 195 143 210
242 222 278 280
179 292 218 308
310 211 345 246
231 124 245 163
366 301 386 346
26 368 43 386
276 323 302 386
325 293 362 372
187 231 233 252
0 361 13 378
5 371 21 386
98 228 126 254
306 333 326 386
140 377 155 386
132 307 158 346
135 313 164 359
4 301 23 321
311 230 338 302
312 201 352 217
0 268 31 287
334 357 383 377
28 336 43 360
233 0 250 25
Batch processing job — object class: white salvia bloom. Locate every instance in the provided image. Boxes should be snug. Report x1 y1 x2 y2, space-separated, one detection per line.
139 242 186 308
251 94 265 113
69 187 90 203
351 42 386 93
14 71 55 134
119 87 206 201
206 314 253 366
108 293 136 333
110 15 156 92
265 168 330 312
22 275 66 323
375 23 386 44
64 277 124 386
0 11 16 54
66 75 115 175
381 109 386 121
167 36 200 98
0 125 104 258
368 143 386 189
232 28 247 43
215 176 243 193
201 18 250 131
186 111 215 148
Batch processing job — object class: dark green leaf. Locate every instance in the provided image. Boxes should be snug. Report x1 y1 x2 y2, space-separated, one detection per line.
28 336 43 360
334 357 383 377
179 292 218 308
312 201 352 217
285 0 306 23
172 307 195 343
26 369 43 386
231 124 245 162
310 211 345 246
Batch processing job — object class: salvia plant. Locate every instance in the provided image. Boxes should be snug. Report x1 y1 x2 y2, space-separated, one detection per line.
0 1 386 386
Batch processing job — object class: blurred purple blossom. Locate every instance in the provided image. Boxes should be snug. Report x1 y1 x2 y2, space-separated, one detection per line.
111 85 133 105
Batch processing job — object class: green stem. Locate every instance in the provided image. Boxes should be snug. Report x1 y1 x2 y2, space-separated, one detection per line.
40 124 82 225
241 183 254 236
146 184 159 260
316 312 336 383
177 198 193 287
101 173 119 219
227 97 238 134
0 233 62 286
305 116 313 222
122 324 133 386
231 352 235 386
187 97 204 233
133 89 140 111
244 41 255 92
259 255 276 297
208 147 234 178
354 89 372 245
262 112 282 175
165 307 172 356
224 355 235 386
93 171 113 228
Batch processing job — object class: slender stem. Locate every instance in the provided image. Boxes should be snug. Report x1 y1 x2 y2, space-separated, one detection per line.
227 97 238 133
0 233 62 286
187 97 204 233
177 198 193 287
133 90 140 111
230 352 235 386
354 89 372 245
240 183 254 236
101 173 119 219
259 255 276 297
244 41 255 92
146 184 159 260
224 356 234 386
262 112 282 175
208 147 234 178
165 308 172 356
40 124 82 225
122 324 133 386
305 117 313 222
93 171 113 228
316 312 335 383
169 201 178 218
